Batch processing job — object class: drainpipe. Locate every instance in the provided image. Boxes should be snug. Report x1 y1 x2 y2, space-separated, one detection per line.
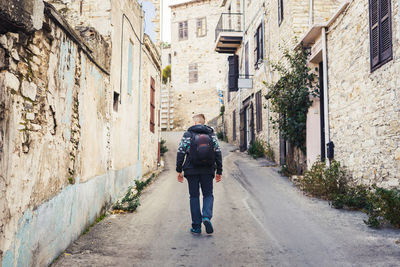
321 27 330 166
309 0 313 28
262 5 270 145
137 7 145 178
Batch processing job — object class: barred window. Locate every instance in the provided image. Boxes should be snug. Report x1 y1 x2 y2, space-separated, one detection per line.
179 21 188 41
196 17 207 37
189 63 198 83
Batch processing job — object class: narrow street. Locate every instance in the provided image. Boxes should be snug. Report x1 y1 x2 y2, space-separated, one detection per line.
54 132 400 267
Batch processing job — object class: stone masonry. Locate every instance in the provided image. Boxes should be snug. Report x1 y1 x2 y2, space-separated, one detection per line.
170 0 227 130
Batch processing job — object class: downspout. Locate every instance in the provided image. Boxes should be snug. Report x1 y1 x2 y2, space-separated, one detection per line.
158 0 163 165
309 0 313 28
262 4 270 145
119 16 124 103
137 7 145 178
321 27 330 165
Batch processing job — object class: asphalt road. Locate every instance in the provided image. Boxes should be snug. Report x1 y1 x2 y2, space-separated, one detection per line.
54 131 400 267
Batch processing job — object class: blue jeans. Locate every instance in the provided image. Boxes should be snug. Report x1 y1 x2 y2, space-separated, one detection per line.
186 174 214 229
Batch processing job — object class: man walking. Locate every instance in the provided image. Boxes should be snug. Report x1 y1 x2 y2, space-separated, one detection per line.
176 114 223 234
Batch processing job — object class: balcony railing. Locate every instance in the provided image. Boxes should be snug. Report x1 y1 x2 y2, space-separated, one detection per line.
215 13 243 41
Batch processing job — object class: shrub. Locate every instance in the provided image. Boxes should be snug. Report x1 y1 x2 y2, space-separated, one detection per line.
331 185 369 210
300 160 350 200
248 139 265 159
300 161 400 229
217 131 228 142
265 143 275 162
365 186 400 228
160 138 168 156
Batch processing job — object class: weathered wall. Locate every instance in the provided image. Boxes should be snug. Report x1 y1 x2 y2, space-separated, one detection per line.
327 0 400 188
140 35 162 175
0 13 115 265
170 0 227 130
0 0 44 33
0 1 162 265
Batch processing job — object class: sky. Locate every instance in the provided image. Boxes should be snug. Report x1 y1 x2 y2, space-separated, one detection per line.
141 1 157 42
162 0 188 43
141 0 190 43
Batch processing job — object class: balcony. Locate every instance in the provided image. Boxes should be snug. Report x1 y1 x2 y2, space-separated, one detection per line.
215 13 243 54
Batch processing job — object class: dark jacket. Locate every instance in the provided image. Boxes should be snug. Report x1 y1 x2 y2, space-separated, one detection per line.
176 125 223 176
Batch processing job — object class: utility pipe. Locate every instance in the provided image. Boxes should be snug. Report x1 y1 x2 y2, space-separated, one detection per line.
137 7 145 178
321 27 330 165
309 0 313 28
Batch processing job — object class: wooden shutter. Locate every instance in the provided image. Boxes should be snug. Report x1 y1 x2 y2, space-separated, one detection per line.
233 111 236 141
370 0 379 67
256 91 262 132
228 55 239 91
259 25 263 61
380 0 392 62
239 109 246 151
369 0 392 70
150 77 155 133
278 0 283 25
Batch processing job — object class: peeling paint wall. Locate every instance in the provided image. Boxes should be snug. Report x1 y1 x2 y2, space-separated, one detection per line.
0 1 162 264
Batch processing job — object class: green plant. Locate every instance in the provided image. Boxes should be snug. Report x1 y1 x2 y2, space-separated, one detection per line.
365 186 400 228
217 131 227 142
112 174 156 212
264 45 319 152
220 105 225 116
331 185 369 210
300 160 350 200
160 138 168 156
247 139 265 159
162 65 171 84
265 143 275 162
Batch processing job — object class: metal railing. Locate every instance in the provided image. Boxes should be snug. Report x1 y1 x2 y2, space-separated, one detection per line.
215 13 243 41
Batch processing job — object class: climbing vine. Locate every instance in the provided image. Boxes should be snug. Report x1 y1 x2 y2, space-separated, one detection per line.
265 45 319 152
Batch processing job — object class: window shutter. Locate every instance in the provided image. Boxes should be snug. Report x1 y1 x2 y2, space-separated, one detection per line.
380 0 392 62
370 0 379 67
228 55 239 91
150 77 155 133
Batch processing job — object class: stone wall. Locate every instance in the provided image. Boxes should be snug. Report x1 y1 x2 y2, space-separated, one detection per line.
0 1 162 265
0 11 114 265
170 0 227 130
327 0 400 188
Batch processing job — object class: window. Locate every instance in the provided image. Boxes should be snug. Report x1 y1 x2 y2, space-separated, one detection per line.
255 91 263 132
228 55 239 91
113 92 119 112
189 63 198 83
179 21 188 40
278 0 284 25
196 17 207 37
369 0 392 71
150 77 155 133
233 111 236 140
127 41 134 95
254 23 264 68
245 42 249 77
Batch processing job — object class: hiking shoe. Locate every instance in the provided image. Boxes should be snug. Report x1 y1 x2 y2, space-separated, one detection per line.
190 228 201 234
202 217 214 234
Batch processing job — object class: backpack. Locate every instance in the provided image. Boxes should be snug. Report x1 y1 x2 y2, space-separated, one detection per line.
189 132 216 167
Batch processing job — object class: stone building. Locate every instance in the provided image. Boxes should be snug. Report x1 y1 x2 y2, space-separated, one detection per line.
0 0 161 265
219 0 400 187
320 0 399 187
161 43 174 130
170 0 227 130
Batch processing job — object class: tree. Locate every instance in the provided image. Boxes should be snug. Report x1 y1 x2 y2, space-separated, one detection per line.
264 45 319 153
162 65 171 84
